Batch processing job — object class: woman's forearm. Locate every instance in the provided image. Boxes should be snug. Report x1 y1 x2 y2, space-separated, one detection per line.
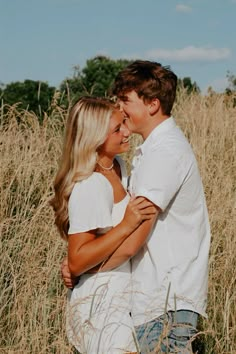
68 198 158 277
99 213 158 271
68 221 135 277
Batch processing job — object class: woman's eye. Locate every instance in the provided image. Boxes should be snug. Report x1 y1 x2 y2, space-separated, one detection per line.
114 126 121 133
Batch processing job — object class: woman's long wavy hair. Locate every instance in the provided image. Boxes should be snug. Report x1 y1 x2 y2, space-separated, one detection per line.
50 96 115 240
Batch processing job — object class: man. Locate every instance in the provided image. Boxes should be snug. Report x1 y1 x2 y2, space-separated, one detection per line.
62 60 211 353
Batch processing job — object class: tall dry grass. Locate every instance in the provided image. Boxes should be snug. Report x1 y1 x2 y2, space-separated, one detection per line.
0 91 235 353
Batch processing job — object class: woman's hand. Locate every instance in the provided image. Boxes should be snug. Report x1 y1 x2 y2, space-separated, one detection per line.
122 197 157 232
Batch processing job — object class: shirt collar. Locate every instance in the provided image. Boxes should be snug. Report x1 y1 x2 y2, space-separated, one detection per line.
135 117 176 155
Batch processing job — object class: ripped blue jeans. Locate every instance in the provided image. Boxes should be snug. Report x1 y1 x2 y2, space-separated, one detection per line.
135 310 198 353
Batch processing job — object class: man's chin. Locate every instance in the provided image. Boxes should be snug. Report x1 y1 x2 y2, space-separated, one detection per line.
130 128 138 134
127 125 135 133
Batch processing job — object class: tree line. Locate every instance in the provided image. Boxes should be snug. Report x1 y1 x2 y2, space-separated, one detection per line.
0 56 235 118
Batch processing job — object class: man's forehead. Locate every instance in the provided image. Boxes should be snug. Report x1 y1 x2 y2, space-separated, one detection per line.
117 94 128 101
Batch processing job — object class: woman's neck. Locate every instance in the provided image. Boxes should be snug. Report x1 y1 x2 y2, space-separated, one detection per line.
96 155 115 171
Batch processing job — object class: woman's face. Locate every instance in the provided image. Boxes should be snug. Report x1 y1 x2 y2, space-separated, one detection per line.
100 109 131 157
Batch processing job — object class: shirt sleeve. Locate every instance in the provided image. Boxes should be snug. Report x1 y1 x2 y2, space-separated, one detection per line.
68 173 113 234
134 148 187 212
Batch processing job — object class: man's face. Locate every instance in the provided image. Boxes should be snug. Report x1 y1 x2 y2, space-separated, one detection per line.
118 91 149 135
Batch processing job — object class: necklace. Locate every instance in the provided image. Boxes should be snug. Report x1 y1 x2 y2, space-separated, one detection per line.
97 161 114 171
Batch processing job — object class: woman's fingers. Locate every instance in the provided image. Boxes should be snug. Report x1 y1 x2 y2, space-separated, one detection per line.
129 198 158 222
124 196 158 230
130 197 156 210
140 206 157 215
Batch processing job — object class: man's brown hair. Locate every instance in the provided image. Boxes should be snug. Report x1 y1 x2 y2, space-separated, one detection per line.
112 60 177 116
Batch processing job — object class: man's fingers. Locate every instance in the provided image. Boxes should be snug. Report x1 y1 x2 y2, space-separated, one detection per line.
64 282 73 289
63 276 74 289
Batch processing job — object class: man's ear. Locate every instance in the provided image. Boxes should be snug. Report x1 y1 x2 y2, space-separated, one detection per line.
148 98 161 115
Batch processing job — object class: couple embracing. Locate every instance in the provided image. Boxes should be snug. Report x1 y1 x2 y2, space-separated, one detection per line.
51 60 210 354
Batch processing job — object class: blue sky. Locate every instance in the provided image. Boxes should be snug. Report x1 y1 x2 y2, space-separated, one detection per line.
1 0 235 92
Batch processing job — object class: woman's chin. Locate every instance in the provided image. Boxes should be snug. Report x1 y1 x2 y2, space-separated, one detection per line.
120 143 130 153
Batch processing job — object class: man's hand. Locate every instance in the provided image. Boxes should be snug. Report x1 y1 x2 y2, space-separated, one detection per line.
61 257 78 289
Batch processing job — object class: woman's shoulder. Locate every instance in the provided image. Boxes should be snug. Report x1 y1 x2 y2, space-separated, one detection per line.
75 172 109 186
70 172 113 200
68 173 114 234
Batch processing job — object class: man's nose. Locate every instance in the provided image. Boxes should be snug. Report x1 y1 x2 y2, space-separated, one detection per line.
122 124 130 136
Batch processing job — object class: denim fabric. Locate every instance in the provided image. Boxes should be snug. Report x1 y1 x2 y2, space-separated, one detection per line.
135 310 198 353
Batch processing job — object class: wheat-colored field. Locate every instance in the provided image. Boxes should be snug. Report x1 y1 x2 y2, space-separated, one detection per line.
0 91 235 353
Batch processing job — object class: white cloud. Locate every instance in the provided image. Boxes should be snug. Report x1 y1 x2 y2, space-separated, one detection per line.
145 46 231 62
176 4 192 13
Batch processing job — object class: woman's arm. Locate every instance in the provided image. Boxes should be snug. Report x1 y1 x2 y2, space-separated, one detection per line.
68 197 156 277
100 205 159 271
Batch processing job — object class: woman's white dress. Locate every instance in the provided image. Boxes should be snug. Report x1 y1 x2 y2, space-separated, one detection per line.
66 158 136 354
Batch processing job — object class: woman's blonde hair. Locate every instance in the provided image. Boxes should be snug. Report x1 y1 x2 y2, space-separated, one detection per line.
50 96 115 240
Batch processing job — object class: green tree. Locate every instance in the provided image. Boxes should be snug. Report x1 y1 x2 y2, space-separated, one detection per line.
225 71 236 94
178 77 200 94
225 71 236 107
60 57 201 105
2 80 56 117
60 56 133 105
0 82 4 100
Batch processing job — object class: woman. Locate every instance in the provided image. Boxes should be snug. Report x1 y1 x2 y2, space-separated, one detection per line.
50 97 156 353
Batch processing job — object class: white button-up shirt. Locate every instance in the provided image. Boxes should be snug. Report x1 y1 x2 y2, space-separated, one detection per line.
130 117 211 326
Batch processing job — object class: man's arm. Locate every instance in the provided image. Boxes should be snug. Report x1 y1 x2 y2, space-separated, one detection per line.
61 257 77 289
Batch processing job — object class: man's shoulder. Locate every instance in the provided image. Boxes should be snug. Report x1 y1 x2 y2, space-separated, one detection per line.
149 126 193 156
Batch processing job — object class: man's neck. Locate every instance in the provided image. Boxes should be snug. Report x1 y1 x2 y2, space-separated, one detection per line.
141 115 170 140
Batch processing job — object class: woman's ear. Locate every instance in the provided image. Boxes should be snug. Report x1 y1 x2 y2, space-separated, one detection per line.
149 98 161 115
